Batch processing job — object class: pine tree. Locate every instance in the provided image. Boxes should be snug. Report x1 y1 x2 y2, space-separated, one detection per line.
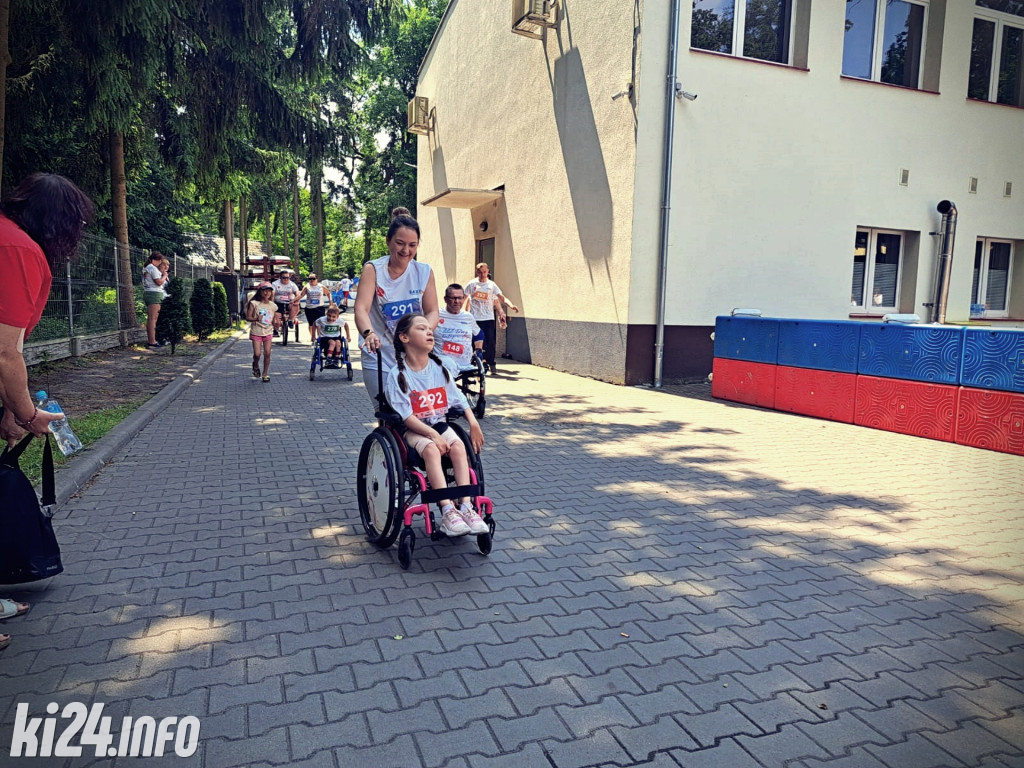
211 280 230 330
190 277 215 341
156 277 190 353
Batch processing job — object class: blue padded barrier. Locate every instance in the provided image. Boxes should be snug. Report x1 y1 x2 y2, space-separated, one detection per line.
961 328 1024 394
713 316 779 364
857 324 964 385
777 319 861 374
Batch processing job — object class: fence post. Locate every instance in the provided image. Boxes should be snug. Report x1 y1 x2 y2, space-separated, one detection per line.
66 260 75 337
113 242 121 327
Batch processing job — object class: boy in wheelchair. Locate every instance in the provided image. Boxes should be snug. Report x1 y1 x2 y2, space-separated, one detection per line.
314 305 350 365
385 313 487 537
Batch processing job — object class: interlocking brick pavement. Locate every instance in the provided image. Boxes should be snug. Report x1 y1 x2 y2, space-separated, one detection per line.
1 336 1022 767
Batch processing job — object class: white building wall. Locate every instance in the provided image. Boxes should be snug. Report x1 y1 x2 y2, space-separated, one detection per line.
416 0 639 381
634 1 1024 330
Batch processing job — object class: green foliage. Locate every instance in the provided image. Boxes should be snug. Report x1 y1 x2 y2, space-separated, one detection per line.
211 281 230 330
156 277 190 351
189 278 216 341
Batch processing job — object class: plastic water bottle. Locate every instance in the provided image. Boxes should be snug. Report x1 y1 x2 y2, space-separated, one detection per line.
35 391 83 456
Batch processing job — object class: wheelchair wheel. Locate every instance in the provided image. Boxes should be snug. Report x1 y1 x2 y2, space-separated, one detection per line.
444 420 485 496
398 527 415 570
357 428 402 549
477 518 495 555
309 346 319 381
281 318 289 346
459 359 487 418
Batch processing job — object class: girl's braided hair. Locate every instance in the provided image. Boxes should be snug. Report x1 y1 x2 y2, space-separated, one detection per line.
394 313 450 393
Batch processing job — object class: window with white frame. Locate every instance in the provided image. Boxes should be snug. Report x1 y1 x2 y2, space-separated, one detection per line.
972 238 1014 317
691 0 794 65
843 0 929 88
851 228 903 313
969 1 1024 107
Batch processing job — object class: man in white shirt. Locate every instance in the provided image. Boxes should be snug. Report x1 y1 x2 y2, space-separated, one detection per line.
271 269 301 332
435 284 483 374
463 263 517 374
339 276 353 312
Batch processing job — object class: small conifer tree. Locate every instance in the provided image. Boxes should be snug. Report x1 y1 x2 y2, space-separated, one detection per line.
190 278 216 341
211 281 230 330
156 278 190 353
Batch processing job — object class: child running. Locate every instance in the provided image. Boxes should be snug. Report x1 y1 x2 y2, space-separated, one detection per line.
315 304 351 361
385 313 487 537
245 282 279 381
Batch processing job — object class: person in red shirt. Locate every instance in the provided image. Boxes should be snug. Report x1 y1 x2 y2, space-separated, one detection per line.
0 173 93 447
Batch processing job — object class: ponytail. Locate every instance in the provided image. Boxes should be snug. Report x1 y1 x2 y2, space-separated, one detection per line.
428 351 451 382
395 342 409 393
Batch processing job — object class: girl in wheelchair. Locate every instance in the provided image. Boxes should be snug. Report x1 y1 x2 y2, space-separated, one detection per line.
384 313 487 537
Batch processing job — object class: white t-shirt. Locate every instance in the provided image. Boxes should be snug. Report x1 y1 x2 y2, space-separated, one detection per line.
272 279 300 304
464 279 502 321
340 277 353 292
434 309 480 371
385 358 469 426
315 316 345 338
304 284 326 307
362 255 432 373
142 263 163 291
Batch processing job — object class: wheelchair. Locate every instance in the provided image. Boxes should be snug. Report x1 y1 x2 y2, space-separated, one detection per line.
453 350 486 418
356 353 494 569
310 335 353 381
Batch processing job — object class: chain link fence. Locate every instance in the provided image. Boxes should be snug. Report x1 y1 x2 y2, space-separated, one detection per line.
30 233 216 343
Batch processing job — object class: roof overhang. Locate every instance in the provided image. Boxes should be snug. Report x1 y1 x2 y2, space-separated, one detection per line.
421 187 504 209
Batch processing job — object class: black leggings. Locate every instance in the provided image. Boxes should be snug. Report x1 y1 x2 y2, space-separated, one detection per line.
478 319 496 368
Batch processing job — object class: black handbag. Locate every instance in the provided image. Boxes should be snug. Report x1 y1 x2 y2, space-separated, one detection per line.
0 433 63 584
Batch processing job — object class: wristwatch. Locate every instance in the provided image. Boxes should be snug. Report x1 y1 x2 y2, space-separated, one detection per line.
361 328 374 338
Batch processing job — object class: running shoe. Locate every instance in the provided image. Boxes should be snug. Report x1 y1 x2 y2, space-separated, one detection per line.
459 503 489 534
439 505 471 536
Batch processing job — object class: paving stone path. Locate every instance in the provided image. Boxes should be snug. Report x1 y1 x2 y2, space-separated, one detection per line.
1 335 1022 768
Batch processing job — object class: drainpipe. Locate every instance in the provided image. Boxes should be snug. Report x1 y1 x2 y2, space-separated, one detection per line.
653 0 681 388
932 200 957 324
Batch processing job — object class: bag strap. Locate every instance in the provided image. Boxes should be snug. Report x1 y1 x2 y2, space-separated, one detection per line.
0 432 35 466
40 435 56 507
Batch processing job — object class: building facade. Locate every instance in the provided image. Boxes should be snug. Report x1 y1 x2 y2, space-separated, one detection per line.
414 0 1023 385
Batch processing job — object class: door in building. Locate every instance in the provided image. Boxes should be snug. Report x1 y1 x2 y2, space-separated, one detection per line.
476 238 495 277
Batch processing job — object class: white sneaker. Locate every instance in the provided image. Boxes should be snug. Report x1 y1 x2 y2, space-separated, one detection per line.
439 506 471 536
459 503 489 534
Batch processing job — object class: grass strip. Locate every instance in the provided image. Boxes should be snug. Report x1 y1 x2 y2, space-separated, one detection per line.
16 402 146 486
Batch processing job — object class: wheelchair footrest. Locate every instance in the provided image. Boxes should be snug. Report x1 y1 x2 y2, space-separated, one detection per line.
419 484 478 506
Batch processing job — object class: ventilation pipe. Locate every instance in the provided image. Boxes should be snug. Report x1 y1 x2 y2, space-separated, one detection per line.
654 0 681 388
931 200 957 324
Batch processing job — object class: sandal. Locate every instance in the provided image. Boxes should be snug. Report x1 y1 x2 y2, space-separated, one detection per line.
262 375 271 382
0 634 9 651
0 599 29 620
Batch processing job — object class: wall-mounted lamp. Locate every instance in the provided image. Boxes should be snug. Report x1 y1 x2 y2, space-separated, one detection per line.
479 220 489 232
674 82 697 101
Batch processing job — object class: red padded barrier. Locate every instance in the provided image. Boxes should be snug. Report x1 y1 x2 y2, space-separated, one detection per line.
711 358 776 408
956 387 1024 456
854 375 958 442
774 365 856 423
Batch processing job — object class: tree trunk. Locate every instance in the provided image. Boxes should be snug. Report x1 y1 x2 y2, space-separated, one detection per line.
223 198 234 271
363 215 372 264
239 195 248 266
0 0 10 188
309 164 324 275
110 129 133 330
280 198 290 266
291 167 300 268
265 207 272 258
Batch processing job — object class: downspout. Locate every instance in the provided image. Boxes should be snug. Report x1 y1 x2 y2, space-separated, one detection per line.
653 0 681 388
932 200 957 324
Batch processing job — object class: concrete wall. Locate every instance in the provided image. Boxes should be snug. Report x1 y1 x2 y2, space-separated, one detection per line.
416 0 639 383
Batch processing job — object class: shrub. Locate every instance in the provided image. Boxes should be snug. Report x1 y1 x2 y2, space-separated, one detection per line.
156 277 190 352
211 281 230 330
189 278 216 341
